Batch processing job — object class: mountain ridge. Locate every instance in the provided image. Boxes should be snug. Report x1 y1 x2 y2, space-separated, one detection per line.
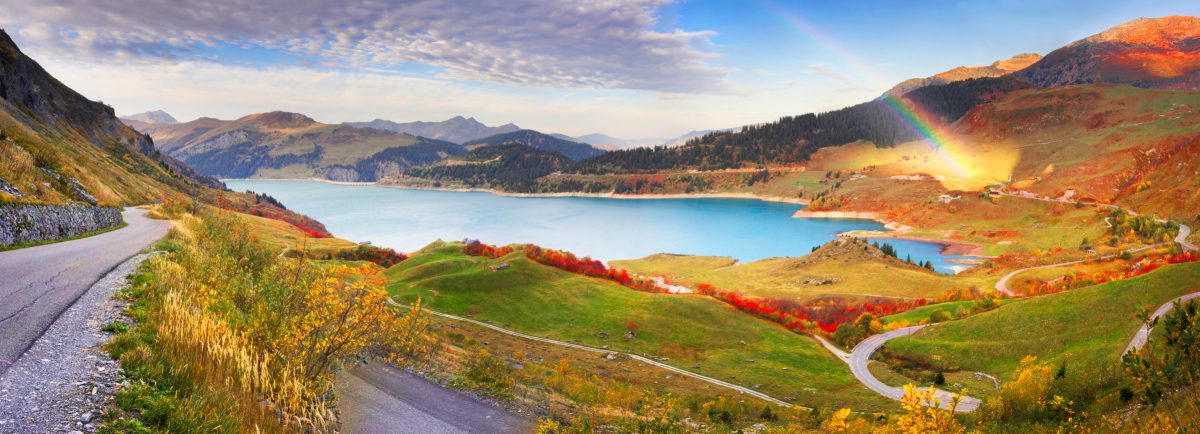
464 129 606 161
1015 15 1200 89
886 53 1043 96
346 116 520 144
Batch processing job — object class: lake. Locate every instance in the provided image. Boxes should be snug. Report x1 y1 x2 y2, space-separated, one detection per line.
224 180 973 273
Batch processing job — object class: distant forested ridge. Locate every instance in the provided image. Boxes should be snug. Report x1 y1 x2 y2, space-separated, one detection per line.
571 77 1031 174
403 143 570 191
393 77 1031 192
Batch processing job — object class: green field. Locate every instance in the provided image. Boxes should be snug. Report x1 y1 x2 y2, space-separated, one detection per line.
880 299 1016 324
611 239 990 302
384 242 894 410
884 262 1200 377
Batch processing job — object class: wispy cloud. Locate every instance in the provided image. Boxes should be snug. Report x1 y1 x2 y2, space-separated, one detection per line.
805 63 852 83
1 0 731 94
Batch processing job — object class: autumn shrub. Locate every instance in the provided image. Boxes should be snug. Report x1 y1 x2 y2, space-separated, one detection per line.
103 209 430 433
978 356 1074 425
463 240 664 292
1122 300 1200 427
332 243 408 267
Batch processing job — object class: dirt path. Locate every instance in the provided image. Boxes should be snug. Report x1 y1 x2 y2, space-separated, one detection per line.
381 297 795 408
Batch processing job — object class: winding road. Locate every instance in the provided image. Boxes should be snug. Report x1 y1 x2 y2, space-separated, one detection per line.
991 191 1195 296
0 208 168 375
832 191 1198 412
827 327 981 412
1124 291 1200 355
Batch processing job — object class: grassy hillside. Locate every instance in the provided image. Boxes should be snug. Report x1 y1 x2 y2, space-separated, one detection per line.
384 242 893 410
884 262 1200 376
228 211 356 256
612 237 980 302
0 30 213 206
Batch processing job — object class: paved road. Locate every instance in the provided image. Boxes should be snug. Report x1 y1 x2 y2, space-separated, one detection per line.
335 362 533 434
992 191 1194 296
0 208 168 375
846 326 981 412
1124 291 1200 355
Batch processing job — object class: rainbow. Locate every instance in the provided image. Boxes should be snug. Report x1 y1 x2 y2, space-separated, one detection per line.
763 2 994 181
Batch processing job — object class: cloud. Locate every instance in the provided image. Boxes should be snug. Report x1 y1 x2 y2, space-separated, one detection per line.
0 0 730 94
805 63 852 83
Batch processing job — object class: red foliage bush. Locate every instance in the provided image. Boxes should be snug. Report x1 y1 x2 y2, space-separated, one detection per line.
209 192 333 238
335 244 408 267
463 241 665 293
695 283 927 334
1021 251 1199 296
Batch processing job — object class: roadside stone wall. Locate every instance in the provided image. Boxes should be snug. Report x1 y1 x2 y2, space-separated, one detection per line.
0 203 122 246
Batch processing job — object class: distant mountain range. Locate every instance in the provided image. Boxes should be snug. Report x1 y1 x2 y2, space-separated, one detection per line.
346 116 520 145
124 111 608 179
129 111 463 181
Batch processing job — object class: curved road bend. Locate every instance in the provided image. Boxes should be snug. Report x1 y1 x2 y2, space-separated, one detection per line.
831 191 1196 409
0 207 168 375
845 326 982 412
1124 291 1200 355
335 362 532 434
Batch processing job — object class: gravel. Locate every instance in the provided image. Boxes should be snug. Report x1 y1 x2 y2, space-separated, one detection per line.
0 253 150 433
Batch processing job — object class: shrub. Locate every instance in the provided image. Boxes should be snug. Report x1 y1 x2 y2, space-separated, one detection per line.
929 310 953 323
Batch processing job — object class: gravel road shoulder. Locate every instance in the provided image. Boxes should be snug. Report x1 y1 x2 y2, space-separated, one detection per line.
0 253 150 433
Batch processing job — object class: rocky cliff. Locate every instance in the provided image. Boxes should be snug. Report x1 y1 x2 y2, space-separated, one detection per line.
0 204 122 246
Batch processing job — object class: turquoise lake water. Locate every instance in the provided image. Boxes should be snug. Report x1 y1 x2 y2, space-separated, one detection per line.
224 179 972 273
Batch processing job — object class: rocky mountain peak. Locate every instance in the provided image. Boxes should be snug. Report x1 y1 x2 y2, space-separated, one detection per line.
121 110 177 124
1083 15 1200 49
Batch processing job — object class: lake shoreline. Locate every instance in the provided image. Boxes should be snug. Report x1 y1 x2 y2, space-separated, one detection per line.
791 211 987 257
224 178 982 271
222 177 812 205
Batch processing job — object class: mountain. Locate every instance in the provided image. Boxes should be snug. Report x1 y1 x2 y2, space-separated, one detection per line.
140 111 465 181
1015 16 1200 89
886 53 1042 96
120 110 177 124
661 129 727 148
346 116 520 144
560 133 667 150
464 129 606 161
572 76 1032 173
0 30 215 206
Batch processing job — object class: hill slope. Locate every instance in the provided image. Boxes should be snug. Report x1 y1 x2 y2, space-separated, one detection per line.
135 112 465 181
1015 15 1200 89
887 53 1042 96
346 115 519 144
464 129 606 161
885 262 1200 376
613 237 961 302
0 30 212 205
385 241 892 410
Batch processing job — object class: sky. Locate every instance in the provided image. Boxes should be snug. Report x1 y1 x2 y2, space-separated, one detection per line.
1 0 1197 138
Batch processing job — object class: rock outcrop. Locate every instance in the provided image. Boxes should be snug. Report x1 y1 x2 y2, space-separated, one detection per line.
0 204 122 246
